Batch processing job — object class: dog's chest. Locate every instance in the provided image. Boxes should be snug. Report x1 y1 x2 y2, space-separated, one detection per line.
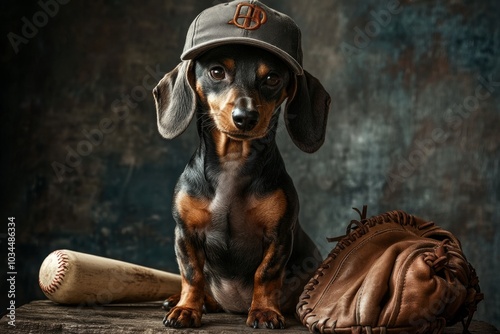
207 164 258 239
207 162 286 232
176 157 287 257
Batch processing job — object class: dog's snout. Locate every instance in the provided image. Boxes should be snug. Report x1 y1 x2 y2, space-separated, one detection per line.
232 108 259 131
232 97 259 131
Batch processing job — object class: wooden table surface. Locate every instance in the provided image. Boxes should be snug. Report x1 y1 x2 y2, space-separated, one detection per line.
1 300 498 333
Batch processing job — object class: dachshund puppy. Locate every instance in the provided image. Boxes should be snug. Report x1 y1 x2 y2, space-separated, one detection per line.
153 1 330 330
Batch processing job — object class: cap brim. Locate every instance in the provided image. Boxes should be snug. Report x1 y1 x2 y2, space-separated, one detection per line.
181 37 304 76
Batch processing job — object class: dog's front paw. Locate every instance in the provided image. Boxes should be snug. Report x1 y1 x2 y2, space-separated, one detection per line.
246 308 285 329
163 306 202 328
162 294 180 311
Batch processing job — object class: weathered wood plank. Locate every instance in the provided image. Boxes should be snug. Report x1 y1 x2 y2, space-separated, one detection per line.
1 300 498 333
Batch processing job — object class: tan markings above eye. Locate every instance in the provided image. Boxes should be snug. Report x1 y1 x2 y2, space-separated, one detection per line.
257 63 271 78
221 58 235 72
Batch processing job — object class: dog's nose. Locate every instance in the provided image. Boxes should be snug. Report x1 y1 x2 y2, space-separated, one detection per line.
232 108 259 131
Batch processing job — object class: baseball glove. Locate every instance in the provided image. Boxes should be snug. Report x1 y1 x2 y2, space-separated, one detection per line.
297 206 483 334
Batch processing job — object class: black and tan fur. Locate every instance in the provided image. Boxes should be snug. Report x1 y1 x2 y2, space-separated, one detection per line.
153 45 330 329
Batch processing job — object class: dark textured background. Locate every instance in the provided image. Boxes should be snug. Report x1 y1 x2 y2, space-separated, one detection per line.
1 0 499 328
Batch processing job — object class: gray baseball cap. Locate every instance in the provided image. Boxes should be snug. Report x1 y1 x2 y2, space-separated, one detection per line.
181 1 304 75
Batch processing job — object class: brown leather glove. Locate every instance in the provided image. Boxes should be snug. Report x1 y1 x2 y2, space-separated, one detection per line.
297 206 483 334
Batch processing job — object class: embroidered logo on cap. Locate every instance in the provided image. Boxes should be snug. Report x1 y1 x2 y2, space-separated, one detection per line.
228 2 267 30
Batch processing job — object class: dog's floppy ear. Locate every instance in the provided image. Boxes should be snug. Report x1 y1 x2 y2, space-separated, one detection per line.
153 61 196 139
284 71 331 153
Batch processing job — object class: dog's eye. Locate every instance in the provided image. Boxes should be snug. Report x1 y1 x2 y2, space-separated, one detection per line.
264 73 281 87
209 67 226 80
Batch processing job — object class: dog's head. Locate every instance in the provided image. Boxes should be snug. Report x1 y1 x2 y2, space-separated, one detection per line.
194 44 292 141
153 1 331 153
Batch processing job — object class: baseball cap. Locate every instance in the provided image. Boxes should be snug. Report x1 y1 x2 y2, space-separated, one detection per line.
181 1 304 75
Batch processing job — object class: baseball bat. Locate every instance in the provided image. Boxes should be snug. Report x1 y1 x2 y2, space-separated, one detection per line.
38 249 181 305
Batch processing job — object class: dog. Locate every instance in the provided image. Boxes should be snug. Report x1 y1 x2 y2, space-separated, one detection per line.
153 1 330 329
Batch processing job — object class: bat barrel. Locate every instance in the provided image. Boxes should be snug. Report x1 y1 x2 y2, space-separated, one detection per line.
39 249 181 305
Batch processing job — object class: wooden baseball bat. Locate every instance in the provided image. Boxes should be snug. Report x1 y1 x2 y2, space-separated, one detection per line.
38 249 181 305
